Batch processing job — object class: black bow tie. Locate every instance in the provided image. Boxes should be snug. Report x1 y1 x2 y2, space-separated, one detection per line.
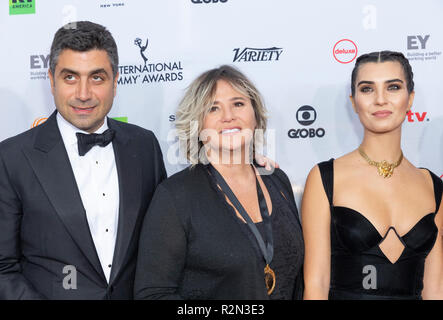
76 129 115 156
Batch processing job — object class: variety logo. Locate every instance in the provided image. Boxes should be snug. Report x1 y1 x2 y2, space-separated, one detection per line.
9 0 35 15
118 37 184 86
31 117 47 128
406 110 429 123
288 105 326 139
333 39 358 64
406 35 441 62
29 54 49 80
191 0 227 3
233 47 283 63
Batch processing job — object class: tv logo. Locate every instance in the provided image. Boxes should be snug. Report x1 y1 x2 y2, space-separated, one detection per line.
407 35 430 50
406 110 428 123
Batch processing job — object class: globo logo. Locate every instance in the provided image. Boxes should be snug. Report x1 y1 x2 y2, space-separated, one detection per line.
288 105 326 139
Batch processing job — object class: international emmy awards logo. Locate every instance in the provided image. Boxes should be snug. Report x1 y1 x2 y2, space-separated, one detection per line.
134 37 149 66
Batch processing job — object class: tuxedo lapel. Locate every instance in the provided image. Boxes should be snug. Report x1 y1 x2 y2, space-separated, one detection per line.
23 112 106 284
108 119 142 284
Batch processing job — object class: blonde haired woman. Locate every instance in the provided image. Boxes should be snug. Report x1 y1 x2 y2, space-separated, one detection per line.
134 65 304 299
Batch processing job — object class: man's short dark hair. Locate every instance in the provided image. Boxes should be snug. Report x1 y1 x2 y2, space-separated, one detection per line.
49 21 119 78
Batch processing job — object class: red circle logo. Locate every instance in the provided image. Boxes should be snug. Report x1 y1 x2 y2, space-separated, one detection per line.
333 39 358 64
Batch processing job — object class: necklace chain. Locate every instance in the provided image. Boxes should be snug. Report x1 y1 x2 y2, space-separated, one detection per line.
358 147 403 178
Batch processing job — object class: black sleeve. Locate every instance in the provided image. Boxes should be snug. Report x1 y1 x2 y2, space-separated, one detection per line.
134 184 187 300
0 147 44 299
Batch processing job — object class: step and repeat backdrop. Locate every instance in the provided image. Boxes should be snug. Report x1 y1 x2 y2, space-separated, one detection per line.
1 0 442 206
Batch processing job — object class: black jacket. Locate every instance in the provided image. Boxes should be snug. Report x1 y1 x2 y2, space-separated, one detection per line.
0 111 166 299
134 163 303 300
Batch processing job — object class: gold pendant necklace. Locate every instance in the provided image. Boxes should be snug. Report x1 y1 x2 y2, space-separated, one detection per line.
264 264 276 295
358 147 403 178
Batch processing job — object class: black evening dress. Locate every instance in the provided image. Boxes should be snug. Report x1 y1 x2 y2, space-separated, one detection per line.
318 159 442 300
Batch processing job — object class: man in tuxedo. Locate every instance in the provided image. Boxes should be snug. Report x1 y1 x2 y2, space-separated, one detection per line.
0 21 167 299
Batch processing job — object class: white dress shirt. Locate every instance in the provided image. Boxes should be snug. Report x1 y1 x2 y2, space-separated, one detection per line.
57 113 119 283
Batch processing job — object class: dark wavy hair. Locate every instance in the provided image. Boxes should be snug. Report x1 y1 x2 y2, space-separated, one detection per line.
351 51 414 96
49 21 119 78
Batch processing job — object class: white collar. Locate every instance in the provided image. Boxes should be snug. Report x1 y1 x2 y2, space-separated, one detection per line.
57 112 109 147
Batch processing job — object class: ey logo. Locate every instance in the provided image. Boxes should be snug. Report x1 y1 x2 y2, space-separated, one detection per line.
407 35 430 50
9 0 35 15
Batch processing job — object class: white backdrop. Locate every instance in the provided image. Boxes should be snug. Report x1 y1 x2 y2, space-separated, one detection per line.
1 0 442 207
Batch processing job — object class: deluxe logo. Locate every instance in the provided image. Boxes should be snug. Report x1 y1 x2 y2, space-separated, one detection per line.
406 110 429 123
9 0 35 15
233 47 283 63
191 0 227 3
118 37 184 85
31 117 47 128
333 39 358 64
288 105 325 139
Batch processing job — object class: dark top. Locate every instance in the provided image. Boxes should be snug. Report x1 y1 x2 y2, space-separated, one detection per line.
134 164 304 300
318 159 442 300
0 111 167 299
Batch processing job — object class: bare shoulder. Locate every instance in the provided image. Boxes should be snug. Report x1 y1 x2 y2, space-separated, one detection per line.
333 150 359 169
303 163 327 201
305 163 324 191
402 159 436 191
330 150 362 182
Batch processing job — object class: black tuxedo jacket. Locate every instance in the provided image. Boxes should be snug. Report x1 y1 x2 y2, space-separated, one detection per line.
0 111 166 299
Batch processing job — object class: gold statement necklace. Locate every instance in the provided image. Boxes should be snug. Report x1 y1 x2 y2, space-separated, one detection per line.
358 147 403 178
